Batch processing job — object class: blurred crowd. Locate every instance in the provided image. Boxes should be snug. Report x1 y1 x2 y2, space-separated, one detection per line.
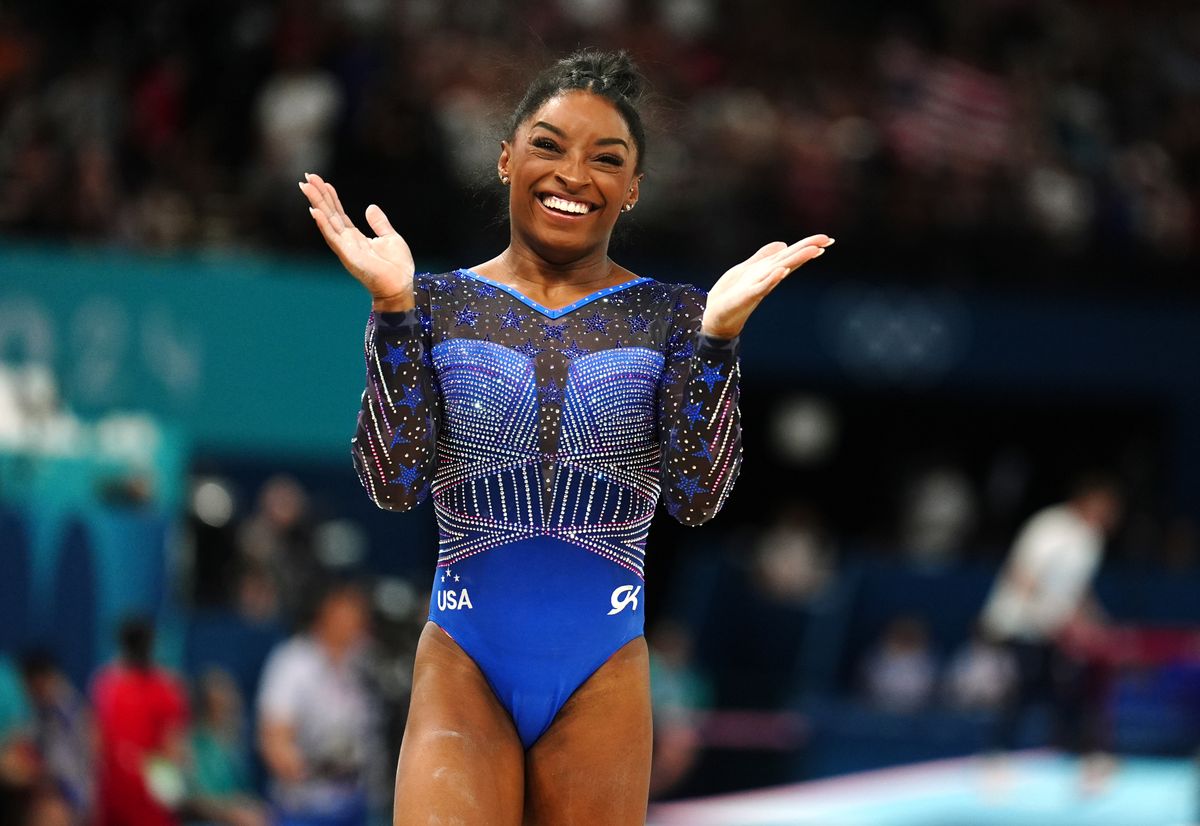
0 587 397 826
1 0 1198 290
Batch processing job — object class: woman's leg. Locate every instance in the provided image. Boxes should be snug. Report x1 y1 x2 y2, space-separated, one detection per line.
522 637 653 826
394 622 525 826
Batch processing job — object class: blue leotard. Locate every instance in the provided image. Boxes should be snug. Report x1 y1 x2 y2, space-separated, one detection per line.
352 269 742 747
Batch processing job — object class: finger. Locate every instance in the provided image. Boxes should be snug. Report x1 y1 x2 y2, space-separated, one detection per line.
307 173 345 230
365 204 397 238
327 181 356 229
776 244 827 273
299 179 345 232
309 207 366 268
746 241 788 264
768 234 831 263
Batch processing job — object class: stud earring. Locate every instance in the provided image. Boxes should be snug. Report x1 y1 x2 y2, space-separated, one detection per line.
499 174 510 185
622 203 634 212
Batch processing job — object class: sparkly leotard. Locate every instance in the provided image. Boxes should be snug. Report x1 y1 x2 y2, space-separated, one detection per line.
352 268 742 747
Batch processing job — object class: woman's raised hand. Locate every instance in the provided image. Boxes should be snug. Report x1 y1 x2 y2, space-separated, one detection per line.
299 173 415 312
701 235 834 338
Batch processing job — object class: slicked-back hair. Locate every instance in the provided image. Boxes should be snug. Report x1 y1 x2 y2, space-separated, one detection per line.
507 49 648 172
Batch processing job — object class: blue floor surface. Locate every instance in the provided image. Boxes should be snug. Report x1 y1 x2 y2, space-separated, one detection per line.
648 753 1198 826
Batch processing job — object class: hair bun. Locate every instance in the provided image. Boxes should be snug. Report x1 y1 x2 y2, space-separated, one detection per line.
558 49 643 103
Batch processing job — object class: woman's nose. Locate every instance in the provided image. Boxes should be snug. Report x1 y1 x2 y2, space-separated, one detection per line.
555 157 587 189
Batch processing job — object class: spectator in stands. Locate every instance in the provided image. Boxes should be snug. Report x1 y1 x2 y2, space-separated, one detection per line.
187 668 267 826
860 615 938 713
91 617 190 826
979 474 1122 781
19 650 92 823
647 620 712 799
942 623 1017 712
0 654 37 826
1 3 1199 291
237 475 318 624
257 578 382 825
751 501 835 606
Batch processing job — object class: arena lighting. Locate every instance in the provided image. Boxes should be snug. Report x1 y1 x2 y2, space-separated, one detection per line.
191 478 234 528
770 395 838 464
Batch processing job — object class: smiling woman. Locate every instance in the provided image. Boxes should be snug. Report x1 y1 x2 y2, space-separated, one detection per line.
298 48 833 826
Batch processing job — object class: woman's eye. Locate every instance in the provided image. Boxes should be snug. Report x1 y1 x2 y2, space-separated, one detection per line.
597 154 624 166
532 137 559 151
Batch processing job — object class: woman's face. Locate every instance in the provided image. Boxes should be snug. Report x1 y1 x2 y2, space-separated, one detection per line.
499 90 641 264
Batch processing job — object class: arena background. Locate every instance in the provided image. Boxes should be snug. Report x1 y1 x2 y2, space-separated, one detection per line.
1 1 1199 824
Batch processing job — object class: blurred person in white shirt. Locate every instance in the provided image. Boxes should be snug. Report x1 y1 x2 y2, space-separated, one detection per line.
257 578 381 826
979 474 1121 783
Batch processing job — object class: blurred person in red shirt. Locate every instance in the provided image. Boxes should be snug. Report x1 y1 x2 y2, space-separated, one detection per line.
90 617 189 826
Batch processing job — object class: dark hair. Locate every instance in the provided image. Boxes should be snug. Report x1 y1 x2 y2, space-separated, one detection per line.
298 573 368 630
118 616 155 669
507 49 648 172
1070 471 1122 502
19 648 57 682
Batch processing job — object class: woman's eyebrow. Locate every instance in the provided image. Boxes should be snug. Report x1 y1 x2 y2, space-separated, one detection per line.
532 121 628 150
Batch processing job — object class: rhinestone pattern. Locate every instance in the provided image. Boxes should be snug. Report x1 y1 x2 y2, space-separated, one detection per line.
351 269 743 578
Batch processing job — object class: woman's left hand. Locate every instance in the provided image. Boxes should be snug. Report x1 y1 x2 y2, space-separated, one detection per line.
701 235 833 338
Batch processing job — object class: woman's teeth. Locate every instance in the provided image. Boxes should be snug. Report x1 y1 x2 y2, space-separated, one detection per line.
541 195 592 215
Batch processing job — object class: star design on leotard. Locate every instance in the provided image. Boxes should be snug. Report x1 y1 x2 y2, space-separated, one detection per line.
454 306 480 327
540 322 566 341
417 308 432 335
499 308 528 330
673 338 695 360
441 567 452 582
539 380 564 406
390 429 410 448
382 342 409 373
582 312 610 333
691 437 713 462
454 574 460 582
682 401 705 427
389 463 422 493
676 473 708 502
431 278 456 295
397 385 424 411
626 314 650 333
698 363 725 391
561 340 588 359
474 283 497 298
666 426 681 452
514 339 544 359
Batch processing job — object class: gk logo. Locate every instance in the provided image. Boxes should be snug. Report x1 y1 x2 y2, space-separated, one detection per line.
608 585 642 615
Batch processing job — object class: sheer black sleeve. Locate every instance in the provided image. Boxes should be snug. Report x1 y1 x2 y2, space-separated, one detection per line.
350 278 440 511
657 285 743 525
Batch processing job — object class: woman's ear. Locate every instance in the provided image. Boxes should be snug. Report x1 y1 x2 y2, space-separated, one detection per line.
498 141 512 182
627 173 644 208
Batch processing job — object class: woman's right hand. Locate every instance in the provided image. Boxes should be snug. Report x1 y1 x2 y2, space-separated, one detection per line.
299 173 415 312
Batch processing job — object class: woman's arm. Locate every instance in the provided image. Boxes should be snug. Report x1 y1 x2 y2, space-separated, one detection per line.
658 285 743 525
297 172 437 509
351 279 440 511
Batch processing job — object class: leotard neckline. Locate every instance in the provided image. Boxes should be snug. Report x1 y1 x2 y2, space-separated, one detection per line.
455 268 652 319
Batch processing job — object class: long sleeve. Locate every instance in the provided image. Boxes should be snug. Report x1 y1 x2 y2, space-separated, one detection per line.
657 285 743 525
350 281 441 511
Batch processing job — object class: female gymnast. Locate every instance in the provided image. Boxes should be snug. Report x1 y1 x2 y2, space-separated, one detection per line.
299 49 832 826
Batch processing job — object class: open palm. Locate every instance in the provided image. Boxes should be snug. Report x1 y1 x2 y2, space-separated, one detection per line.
703 235 833 338
299 173 415 310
